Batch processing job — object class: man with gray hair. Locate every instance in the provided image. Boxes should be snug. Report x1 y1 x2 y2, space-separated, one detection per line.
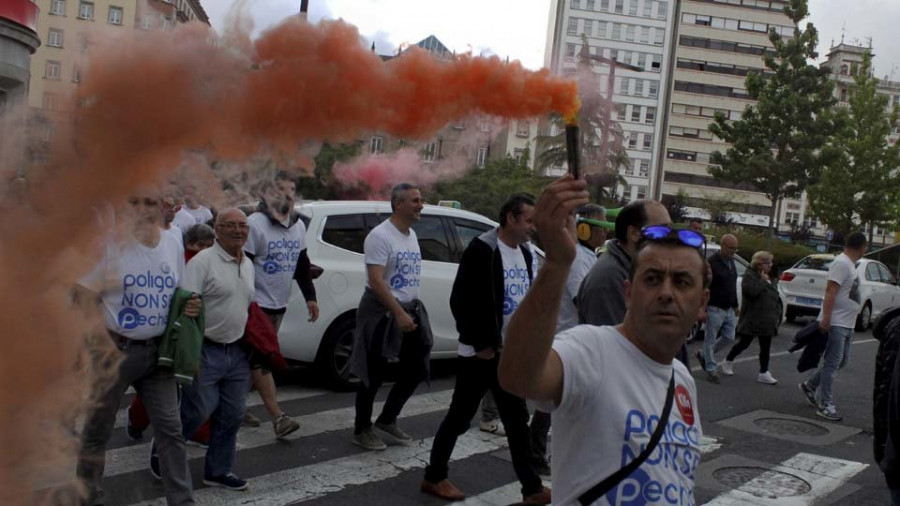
351 183 433 451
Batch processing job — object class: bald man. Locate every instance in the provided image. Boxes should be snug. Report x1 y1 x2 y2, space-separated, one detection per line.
697 234 740 383
177 208 256 491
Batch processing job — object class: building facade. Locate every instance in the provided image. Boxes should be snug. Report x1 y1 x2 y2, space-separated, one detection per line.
657 0 795 227
543 0 678 202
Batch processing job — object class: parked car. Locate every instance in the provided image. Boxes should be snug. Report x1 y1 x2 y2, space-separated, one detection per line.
778 254 900 330
275 201 532 389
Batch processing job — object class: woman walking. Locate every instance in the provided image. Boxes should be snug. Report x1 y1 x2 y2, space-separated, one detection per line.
721 251 780 385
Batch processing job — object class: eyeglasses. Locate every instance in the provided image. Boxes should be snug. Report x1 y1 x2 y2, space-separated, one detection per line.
217 222 248 231
641 225 706 249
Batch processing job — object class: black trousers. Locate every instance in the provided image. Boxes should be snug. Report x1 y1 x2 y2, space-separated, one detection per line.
726 332 773 372
425 355 543 496
354 323 429 435
529 410 552 464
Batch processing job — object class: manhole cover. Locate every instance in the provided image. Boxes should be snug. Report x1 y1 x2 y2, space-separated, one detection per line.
753 417 829 437
713 467 812 498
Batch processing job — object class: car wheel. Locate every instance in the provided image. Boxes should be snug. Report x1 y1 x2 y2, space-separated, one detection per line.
856 302 872 331
785 307 797 324
315 316 359 390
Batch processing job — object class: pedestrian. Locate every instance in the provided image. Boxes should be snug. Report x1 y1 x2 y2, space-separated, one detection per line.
184 223 215 261
76 192 197 506
241 172 318 438
687 217 703 233
697 234 740 383
162 194 184 247
799 232 868 422
499 176 708 505
350 183 433 451
722 250 780 385
873 306 900 505
421 193 550 504
174 208 255 491
173 184 213 233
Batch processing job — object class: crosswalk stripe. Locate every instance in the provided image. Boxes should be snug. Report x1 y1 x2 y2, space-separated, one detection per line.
132 429 509 505
461 478 552 505
703 452 869 505
112 385 328 429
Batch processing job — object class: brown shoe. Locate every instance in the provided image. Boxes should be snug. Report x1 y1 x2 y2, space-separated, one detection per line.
522 486 552 505
420 479 466 501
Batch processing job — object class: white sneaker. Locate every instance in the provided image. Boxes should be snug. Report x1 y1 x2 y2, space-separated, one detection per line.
757 371 778 385
721 360 734 376
479 419 506 437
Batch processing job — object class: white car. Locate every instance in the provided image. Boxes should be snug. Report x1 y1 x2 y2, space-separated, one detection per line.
778 254 900 330
276 201 513 388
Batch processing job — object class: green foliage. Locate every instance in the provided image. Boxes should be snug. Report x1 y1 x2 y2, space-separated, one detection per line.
708 226 817 274
296 141 363 200
807 51 900 240
428 156 552 220
708 0 837 237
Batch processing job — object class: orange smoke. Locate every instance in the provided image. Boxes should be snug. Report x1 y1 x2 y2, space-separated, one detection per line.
0 14 578 503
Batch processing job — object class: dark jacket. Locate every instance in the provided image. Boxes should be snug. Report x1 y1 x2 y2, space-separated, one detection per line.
736 269 780 337
158 288 205 385
708 252 739 310
449 228 534 353
789 321 829 372
874 306 900 489
576 239 631 326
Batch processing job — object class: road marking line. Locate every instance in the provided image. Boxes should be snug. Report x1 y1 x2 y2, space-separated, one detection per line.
704 452 868 505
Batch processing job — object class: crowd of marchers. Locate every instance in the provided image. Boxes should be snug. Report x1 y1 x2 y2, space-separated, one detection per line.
73 174 900 506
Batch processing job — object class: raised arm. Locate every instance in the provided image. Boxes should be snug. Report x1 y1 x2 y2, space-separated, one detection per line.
499 176 589 403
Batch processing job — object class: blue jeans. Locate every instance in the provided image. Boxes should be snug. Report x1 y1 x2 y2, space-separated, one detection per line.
805 326 853 408
180 341 251 479
703 306 736 372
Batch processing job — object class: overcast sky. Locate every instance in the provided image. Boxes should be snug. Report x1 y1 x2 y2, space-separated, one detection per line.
203 0 900 82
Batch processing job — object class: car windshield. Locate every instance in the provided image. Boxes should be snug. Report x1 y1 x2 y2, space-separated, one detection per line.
795 257 834 271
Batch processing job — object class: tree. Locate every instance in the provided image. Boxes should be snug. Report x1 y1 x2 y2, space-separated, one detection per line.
808 51 900 242
708 0 837 243
296 141 363 200
535 35 628 201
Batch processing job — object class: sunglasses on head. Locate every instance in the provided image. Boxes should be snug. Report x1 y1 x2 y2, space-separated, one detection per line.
641 225 706 249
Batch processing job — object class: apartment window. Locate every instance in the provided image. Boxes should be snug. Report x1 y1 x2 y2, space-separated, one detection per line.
695 15 712 26
568 18 578 35
784 212 799 225
643 0 653 17
108 6 123 25
140 15 152 29
78 1 94 20
668 149 697 161
516 120 530 137
476 146 489 167
72 64 82 83
50 0 66 16
423 142 437 162
584 19 593 36
651 54 662 71
657 0 668 18
640 27 650 44
514 148 527 163
628 134 638 149
803 215 817 228
643 134 653 150
634 79 644 96
626 25 635 42
629 0 638 15
45 60 61 80
615 0 624 13
637 186 647 199
631 106 641 122
648 81 659 98
639 160 650 177
370 136 384 154
612 23 621 39
621 51 633 65
601 0 610 11
571 0 581 7
48 29 64 47
637 53 647 69
587 0 595 9
645 107 656 124
623 185 633 200
41 126 55 143
597 21 608 37
42 93 60 111
616 103 627 120
654 29 664 45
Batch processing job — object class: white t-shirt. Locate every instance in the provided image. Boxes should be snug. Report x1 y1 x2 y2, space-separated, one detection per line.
79 231 185 340
818 253 860 329
182 241 255 344
164 225 184 248
245 212 308 310
364 219 421 303
557 244 597 333
548 325 703 505
173 205 213 233
458 240 532 357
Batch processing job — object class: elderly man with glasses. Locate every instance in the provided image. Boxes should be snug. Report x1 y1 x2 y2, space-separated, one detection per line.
499 176 710 506
696 234 740 383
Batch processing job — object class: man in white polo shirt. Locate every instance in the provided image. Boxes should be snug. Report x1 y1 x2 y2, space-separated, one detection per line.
179 208 255 491
76 193 198 506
